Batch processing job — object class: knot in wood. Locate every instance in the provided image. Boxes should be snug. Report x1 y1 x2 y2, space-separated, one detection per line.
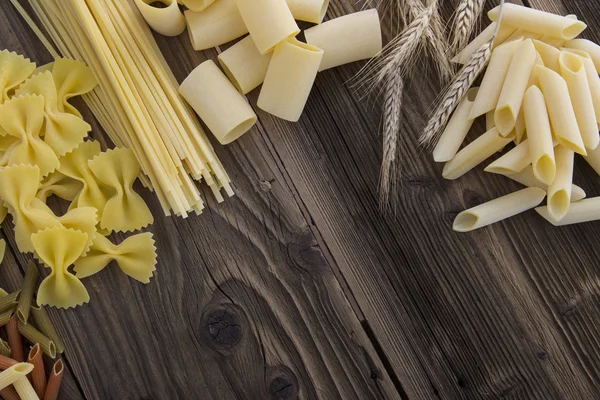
287 227 326 273
202 307 243 349
267 366 298 399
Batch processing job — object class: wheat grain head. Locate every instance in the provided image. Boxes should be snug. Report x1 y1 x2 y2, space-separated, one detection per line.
451 0 486 56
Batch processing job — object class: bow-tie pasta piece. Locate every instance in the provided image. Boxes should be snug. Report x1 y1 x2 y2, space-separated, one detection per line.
16 71 91 156
0 95 60 176
88 148 154 232
75 232 157 284
0 165 61 252
58 140 110 215
32 227 90 309
37 171 83 203
0 50 36 103
57 206 98 257
52 59 97 119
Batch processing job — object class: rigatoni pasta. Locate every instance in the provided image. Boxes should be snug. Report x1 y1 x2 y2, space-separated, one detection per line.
133 0 186 37
185 0 248 51
218 35 273 94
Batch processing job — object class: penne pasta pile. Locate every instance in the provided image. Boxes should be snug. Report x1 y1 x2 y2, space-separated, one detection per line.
434 4 600 232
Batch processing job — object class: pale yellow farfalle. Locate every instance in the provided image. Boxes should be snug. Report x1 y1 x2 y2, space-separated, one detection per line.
0 164 61 252
0 95 60 176
56 206 98 257
74 232 157 284
36 171 83 202
32 227 90 309
52 58 97 119
16 71 91 156
88 148 153 232
58 140 110 216
0 50 36 103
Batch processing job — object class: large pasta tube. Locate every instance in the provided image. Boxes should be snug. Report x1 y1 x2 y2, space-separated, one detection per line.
524 86 556 185
564 39 600 71
235 0 299 54
304 10 382 71
453 22 517 64
536 65 586 155
536 197 600 226
488 4 586 40
133 0 186 36
495 39 537 136
258 39 323 122
469 39 522 119
485 139 531 175
286 0 329 24
433 88 478 162
533 40 560 72
563 49 600 128
442 127 514 180
183 0 215 12
185 0 248 51
559 52 599 150
218 35 273 94
453 187 546 232
502 165 585 202
179 60 257 144
547 146 574 221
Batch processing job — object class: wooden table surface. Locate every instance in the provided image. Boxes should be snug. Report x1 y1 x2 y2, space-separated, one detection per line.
1 0 600 399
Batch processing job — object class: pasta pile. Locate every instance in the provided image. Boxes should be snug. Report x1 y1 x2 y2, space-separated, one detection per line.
0 52 158 309
135 0 382 142
434 4 600 232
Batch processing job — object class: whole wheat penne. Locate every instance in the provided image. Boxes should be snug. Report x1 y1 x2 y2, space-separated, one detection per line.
28 344 45 398
0 364 33 391
0 340 10 358
43 360 63 400
524 85 556 185
13 376 38 400
534 40 561 72
537 196 600 225
453 22 517 64
563 49 600 127
485 140 531 175
0 355 17 370
30 306 64 354
548 146 574 221
17 261 38 324
0 292 20 314
7 316 22 362
453 187 546 232
564 39 600 71
17 323 55 359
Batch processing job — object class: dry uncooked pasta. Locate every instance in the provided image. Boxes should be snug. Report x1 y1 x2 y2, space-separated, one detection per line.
286 0 329 24
133 0 186 37
0 50 36 103
218 35 273 95
185 0 248 51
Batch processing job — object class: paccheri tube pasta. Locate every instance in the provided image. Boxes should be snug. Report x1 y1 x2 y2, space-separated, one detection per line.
180 60 257 144
258 38 323 122
218 35 273 94
185 0 248 51
304 9 382 71
133 0 186 37
235 0 299 55
286 0 329 24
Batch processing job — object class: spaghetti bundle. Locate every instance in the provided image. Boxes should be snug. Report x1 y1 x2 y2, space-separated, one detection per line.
21 0 233 217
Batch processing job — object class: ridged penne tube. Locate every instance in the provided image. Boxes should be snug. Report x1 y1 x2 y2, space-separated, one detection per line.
563 49 600 128
433 88 479 162
183 0 215 12
495 39 537 136
564 39 600 71
7 316 23 362
16 261 38 324
0 340 10 358
536 66 586 155
488 4 586 40
442 127 514 180
469 39 522 119
133 0 185 37
304 10 382 71
30 305 65 354
27 344 46 398
547 146 574 221
13 376 38 400
235 0 299 54
0 363 34 391
0 310 13 327
43 360 63 400
18 322 56 359
184 0 248 51
559 52 599 150
218 35 273 94
179 60 257 144
524 85 555 185
258 39 323 122
536 197 600 226
453 22 517 64
0 355 17 370
453 187 546 232
286 0 329 24
485 140 531 175
0 291 20 314
0 386 19 400
533 40 561 72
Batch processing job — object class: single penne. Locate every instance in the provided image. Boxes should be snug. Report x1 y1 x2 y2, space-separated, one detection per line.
524 85 555 185
0 363 34 391
17 321 57 359
453 22 517 64
185 0 249 51
488 4 586 40
133 0 186 37
258 38 323 121
304 10 382 71
183 0 215 12
179 60 257 144
547 145 574 221
453 187 546 232
28 344 46 398
536 65 586 155
563 48 600 128
485 139 531 175
286 0 330 24
218 35 273 94
559 51 599 150
564 39 600 71
486 110 496 130
43 360 63 400
495 39 537 136
235 0 300 54
30 305 65 354
583 143 600 175
539 14 578 47
442 127 514 180
533 40 561 72
536 196 600 226
433 88 479 162
502 165 585 202
469 39 522 119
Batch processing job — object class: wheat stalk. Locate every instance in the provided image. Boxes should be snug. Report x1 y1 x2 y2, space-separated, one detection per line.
452 0 486 55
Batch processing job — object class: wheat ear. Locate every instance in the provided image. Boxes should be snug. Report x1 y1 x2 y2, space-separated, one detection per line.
452 0 486 55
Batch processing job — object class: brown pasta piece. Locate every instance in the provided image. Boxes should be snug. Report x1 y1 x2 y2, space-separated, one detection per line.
0 292 20 314
30 305 64 354
28 344 46 398
43 360 63 400
16 261 38 324
0 386 20 400
17 321 56 358
6 316 23 362
0 355 17 370
0 340 10 358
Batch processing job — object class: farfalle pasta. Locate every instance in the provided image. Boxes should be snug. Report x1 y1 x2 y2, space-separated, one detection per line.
56 206 98 257
75 233 157 284
31 227 90 309
51 58 97 119
89 147 153 232
0 95 60 176
36 171 82 202
0 50 36 103
16 71 91 156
